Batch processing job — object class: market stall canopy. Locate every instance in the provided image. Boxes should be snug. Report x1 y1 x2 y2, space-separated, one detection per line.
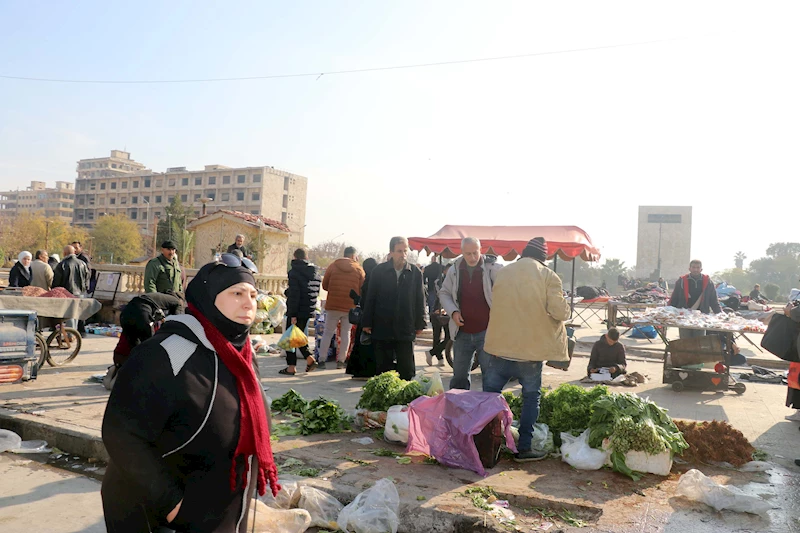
408 225 601 262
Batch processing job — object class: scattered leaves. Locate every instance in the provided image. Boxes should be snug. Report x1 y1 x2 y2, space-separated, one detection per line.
271 389 308 413
396 457 412 465
416 495 426 501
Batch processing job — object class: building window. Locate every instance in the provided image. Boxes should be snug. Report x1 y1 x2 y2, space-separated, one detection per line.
168 196 174 203
111 182 117 190
121 182 128 189
282 196 288 208
208 176 216 185
155 195 162 203
143 196 150 203
133 181 139 188
252 193 260 201
100 183 106 190
281 212 287 224
132 197 138 204
194 194 201 202
223 175 231 184
237 175 246 184
253 174 261 183
155 211 161 219
99 198 105 205
121 197 127 204
283 176 290 189
131 210 138 220
112 163 117 169
89 183 96 190
221 193 230 202
180 194 187 202
169 179 176 187
195 177 202 186
88 211 94 220
110 198 116 205
156 180 162 187
77 212 85 220
206 192 216 201
78 197 85 205
236 191 244 201
181 178 189 186
144 179 151 188
252 209 260 215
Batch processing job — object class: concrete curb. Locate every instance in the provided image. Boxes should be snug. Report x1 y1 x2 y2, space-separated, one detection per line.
0 408 108 462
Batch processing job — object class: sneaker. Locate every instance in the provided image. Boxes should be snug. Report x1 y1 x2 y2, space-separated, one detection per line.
317 362 326 370
337 361 347 370
426 350 434 366
786 411 800 422
436 358 446 367
513 450 548 463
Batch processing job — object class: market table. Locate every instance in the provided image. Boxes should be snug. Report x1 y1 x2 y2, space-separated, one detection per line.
607 301 665 329
570 297 609 327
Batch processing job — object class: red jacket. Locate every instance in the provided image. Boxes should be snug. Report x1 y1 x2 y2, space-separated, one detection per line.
322 258 365 312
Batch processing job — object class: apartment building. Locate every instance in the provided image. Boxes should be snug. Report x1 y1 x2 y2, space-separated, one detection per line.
0 180 75 223
72 151 308 244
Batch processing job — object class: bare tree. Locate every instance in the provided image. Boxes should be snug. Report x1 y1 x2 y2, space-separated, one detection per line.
307 240 346 268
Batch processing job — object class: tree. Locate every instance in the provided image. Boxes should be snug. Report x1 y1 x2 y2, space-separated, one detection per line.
600 258 628 288
766 242 800 259
734 251 747 269
307 240 346 268
90 215 143 264
156 197 194 252
712 268 752 292
746 242 800 299
0 213 88 264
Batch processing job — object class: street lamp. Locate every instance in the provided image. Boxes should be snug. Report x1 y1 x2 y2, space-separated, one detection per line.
142 197 151 253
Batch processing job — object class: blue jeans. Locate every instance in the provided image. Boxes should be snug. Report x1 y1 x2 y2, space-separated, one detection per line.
449 330 486 390
480 352 543 452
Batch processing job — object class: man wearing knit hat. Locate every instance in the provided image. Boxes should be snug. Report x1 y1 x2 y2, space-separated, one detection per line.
483 237 571 462
439 237 503 390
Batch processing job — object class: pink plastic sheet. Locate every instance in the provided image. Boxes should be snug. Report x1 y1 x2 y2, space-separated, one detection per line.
406 390 517 476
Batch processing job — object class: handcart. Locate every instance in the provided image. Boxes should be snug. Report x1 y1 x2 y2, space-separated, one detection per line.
644 323 747 395
0 295 101 369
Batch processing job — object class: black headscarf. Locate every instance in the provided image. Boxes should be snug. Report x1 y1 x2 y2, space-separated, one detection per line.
362 258 378 277
186 262 256 348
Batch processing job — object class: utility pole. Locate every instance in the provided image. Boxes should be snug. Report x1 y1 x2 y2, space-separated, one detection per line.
153 217 159 256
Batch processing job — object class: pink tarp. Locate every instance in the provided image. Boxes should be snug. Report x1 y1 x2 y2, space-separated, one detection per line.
408 225 600 262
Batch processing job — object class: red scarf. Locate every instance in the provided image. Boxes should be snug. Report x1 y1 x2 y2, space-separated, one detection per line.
187 305 280 497
681 274 709 305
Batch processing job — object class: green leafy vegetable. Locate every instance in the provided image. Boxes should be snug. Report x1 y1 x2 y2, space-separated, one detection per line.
299 397 349 435
502 391 523 420
393 380 424 406
272 389 309 413
356 371 425 411
538 384 610 443
294 467 321 477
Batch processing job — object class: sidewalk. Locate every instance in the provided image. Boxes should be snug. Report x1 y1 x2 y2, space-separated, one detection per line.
2 334 799 531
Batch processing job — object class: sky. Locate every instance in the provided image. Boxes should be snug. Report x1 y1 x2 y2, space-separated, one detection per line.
1 1 798 274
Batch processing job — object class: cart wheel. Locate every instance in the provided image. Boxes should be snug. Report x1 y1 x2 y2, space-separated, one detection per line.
444 341 480 371
732 383 746 395
671 381 685 392
35 333 49 371
46 328 82 366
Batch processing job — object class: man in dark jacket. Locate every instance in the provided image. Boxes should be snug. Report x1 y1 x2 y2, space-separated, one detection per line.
281 248 321 374
423 261 443 317
113 292 186 367
587 328 627 379
53 245 90 330
669 260 722 339
72 241 90 266
227 234 252 259
362 236 426 380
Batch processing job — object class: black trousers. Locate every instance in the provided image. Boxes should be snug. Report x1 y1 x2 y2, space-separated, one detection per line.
374 340 415 381
285 316 311 366
431 321 450 359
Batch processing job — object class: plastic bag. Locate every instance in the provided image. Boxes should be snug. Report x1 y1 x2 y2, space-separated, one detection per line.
298 486 343 529
337 478 400 533
676 469 772 515
0 429 22 453
9 440 51 454
247 499 312 533
277 325 308 351
531 423 555 454
384 405 409 444
413 370 444 396
259 475 304 509
560 429 608 470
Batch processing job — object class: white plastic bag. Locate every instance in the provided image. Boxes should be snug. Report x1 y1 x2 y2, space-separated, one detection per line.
676 469 772 516
560 429 608 470
337 478 400 533
9 440 51 454
384 405 409 445
0 429 22 453
259 475 304 509
413 370 444 396
531 423 555 454
247 499 312 533
298 485 344 529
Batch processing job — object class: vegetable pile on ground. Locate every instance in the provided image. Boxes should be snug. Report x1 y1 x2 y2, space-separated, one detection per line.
588 393 688 480
272 390 349 436
537 384 610 444
674 420 755 467
356 371 425 411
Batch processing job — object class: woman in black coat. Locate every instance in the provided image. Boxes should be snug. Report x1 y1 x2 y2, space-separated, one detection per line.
346 258 378 379
280 248 321 375
8 251 32 288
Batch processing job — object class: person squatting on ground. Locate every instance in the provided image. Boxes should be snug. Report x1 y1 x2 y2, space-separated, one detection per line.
318 246 365 369
587 327 627 379
101 260 279 532
281 247 321 375
483 237 571 462
439 237 502 390
362 236 426 381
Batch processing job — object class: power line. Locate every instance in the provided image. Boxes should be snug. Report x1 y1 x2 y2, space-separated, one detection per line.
0 36 687 85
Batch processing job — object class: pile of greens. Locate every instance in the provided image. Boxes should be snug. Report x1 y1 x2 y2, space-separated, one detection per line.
588 393 688 480
271 389 308 413
357 371 424 411
502 391 523 420
538 384 610 443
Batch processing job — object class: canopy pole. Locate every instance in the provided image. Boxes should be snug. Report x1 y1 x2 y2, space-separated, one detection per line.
553 255 558 273
570 260 576 319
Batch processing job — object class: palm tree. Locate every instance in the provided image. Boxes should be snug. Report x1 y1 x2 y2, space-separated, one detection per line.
734 251 747 270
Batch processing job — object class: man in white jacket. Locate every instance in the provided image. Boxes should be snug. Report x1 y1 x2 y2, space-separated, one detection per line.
438 237 502 390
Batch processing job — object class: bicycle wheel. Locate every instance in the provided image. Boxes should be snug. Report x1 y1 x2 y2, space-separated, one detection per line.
35 333 49 371
46 328 82 366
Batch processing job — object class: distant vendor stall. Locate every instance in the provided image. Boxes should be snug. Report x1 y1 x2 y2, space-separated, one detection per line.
409 224 601 319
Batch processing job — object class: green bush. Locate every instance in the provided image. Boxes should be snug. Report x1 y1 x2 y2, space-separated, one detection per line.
763 283 781 300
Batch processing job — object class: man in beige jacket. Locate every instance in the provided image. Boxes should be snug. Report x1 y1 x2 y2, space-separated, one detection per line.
483 237 570 462
31 250 54 290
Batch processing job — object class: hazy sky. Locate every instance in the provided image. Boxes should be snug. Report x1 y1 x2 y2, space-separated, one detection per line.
1 1 797 274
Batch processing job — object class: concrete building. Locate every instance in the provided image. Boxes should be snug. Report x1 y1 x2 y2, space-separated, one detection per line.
72 151 308 245
187 210 290 274
0 180 75 223
636 206 692 283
